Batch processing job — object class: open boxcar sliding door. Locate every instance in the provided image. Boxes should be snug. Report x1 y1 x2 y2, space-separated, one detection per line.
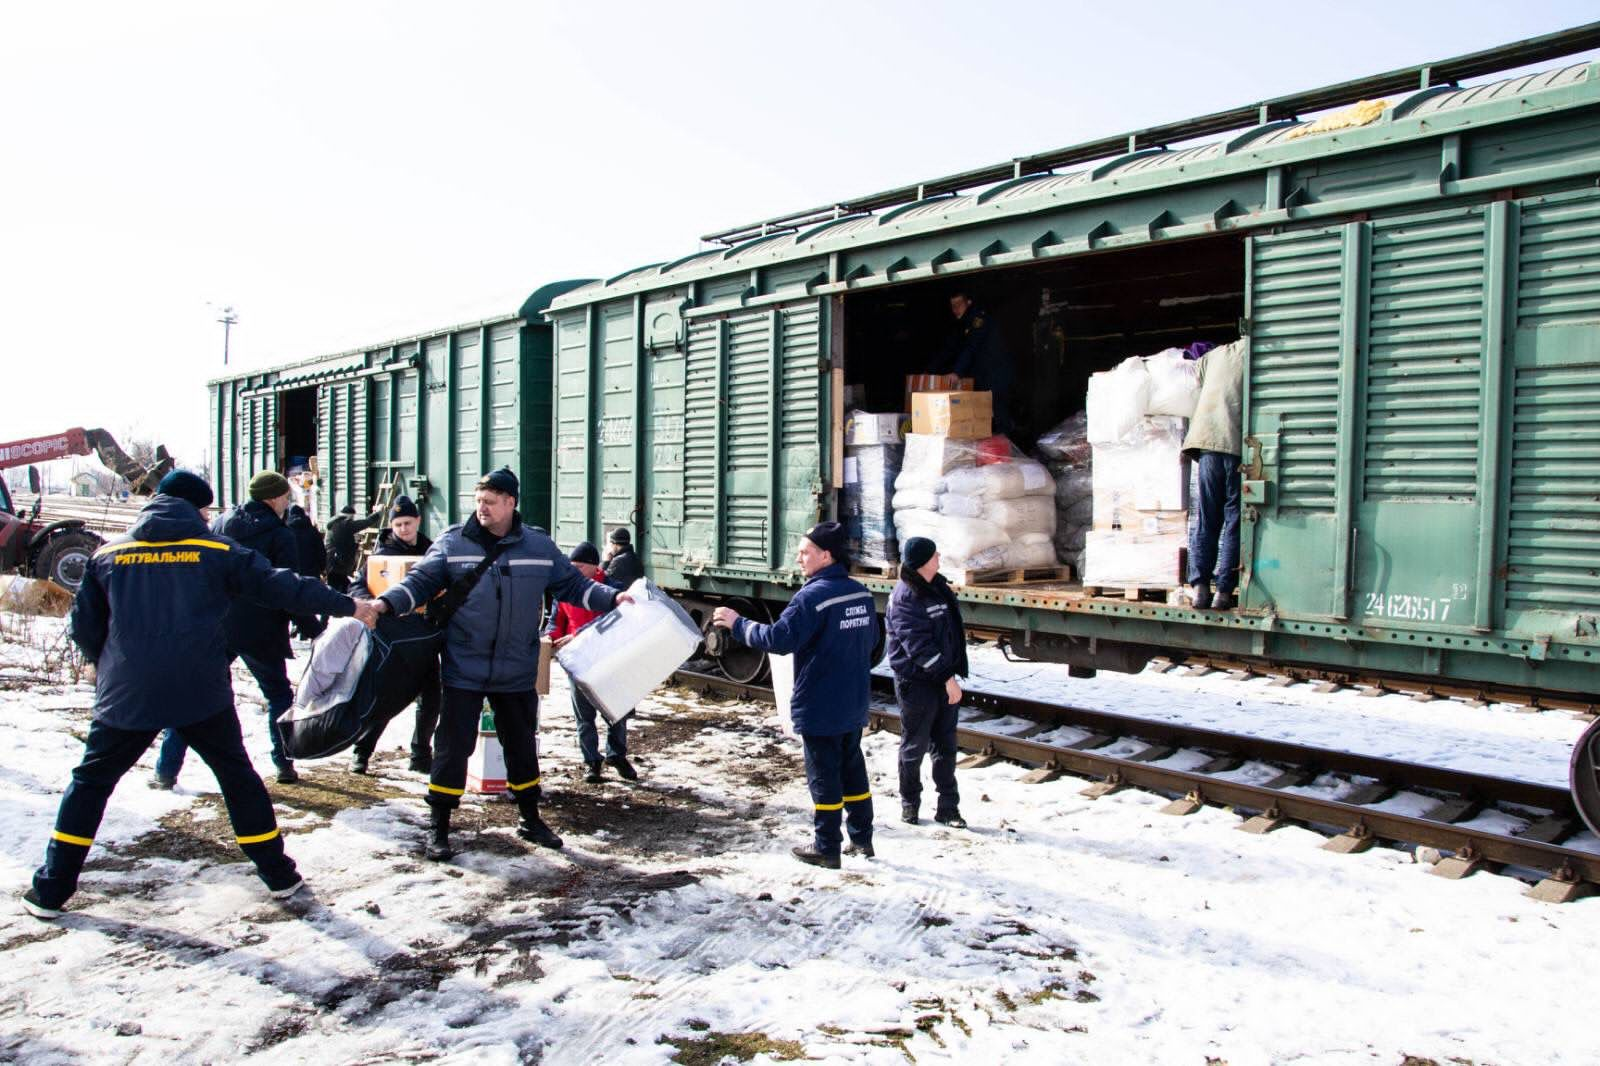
682 298 828 571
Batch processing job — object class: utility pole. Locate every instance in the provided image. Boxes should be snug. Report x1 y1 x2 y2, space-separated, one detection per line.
217 305 238 365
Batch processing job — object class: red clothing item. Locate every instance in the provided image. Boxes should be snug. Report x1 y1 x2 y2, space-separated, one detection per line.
548 568 606 639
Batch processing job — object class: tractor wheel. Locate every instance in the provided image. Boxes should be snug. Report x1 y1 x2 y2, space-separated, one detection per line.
36 531 101 593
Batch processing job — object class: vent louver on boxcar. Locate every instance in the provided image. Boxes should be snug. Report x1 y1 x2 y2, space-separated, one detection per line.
682 318 720 562
1506 362 1600 615
1505 193 1600 617
1249 229 1343 510
724 311 775 565
1363 211 1485 501
1518 195 1600 326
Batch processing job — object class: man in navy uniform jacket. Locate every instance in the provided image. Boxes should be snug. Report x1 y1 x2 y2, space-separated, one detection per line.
714 521 878 868
22 471 375 920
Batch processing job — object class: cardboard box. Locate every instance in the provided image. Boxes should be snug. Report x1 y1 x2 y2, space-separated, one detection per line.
844 410 905 446
365 556 422 600
911 390 993 439
536 636 553 696
904 373 973 411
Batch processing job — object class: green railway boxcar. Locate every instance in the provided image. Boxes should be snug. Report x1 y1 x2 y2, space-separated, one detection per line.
544 35 1600 701
208 281 589 534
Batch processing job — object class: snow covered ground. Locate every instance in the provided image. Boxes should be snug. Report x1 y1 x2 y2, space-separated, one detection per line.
2 608 1597 1064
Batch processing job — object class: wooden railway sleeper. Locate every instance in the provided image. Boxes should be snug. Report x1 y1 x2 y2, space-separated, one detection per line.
1238 803 1289 835
1161 789 1205 816
1322 820 1375 854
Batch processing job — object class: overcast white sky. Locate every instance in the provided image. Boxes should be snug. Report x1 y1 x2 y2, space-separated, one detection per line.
3 1 1596 477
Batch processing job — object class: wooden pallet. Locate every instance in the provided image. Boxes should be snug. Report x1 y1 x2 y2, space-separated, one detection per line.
947 565 1073 587
850 562 900 579
1083 584 1178 603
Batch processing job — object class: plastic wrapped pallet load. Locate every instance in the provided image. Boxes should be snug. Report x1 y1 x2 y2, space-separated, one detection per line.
1091 415 1190 527
1081 530 1186 588
842 441 902 566
556 578 701 724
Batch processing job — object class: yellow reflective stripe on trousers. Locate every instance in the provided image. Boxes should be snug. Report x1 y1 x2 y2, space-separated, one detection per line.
428 783 466 796
843 792 872 803
235 828 280 845
814 801 844 811
93 538 231 558
52 830 93 847
507 778 541 792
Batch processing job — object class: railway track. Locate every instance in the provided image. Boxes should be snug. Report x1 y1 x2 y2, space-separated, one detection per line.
1143 652 1600 718
668 668 1599 903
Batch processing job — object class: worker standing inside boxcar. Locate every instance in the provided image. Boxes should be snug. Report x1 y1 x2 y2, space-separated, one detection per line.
546 541 639 785
369 468 628 861
21 470 373 920
348 494 440 775
324 502 383 593
712 522 877 868
943 289 1016 437
602 526 645 591
885 536 968 829
1182 339 1247 611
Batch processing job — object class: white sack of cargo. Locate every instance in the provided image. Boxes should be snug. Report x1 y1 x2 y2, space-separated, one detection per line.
941 543 1009 574
892 508 942 542
556 578 700 724
1016 458 1055 496
1143 348 1202 418
1086 356 1151 445
943 463 1026 500
1003 533 1059 569
891 487 941 513
293 617 371 716
931 514 1010 560
986 495 1057 536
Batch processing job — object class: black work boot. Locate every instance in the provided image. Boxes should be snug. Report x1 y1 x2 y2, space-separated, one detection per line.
607 754 639 781
350 749 370 775
425 806 454 862
408 751 431 774
901 803 920 825
791 845 841 870
1211 590 1237 611
934 809 968 829
1192 584 1213 610
516 805 564 850
583 761 603 784
843 840 876 859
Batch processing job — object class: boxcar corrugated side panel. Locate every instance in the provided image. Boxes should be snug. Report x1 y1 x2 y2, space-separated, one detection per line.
552 310 591 547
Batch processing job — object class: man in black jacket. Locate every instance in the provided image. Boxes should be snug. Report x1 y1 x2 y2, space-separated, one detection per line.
603 527 644 591
21 471 374 919
348 495 440 774
285 503 328 640
159 471 314 785
324 502 383 592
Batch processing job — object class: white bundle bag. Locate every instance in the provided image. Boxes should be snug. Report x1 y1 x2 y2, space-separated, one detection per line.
1003 533 1059 569
1144 347 1201 418
893 508 943 544
1016 458 1055 496
943 544 1009 574
934 515 1010 560
1086 356 1152 445
891 487 941 513
986 495 1058 535
944 463 1025 500
937 492 986 519
293 617 370 716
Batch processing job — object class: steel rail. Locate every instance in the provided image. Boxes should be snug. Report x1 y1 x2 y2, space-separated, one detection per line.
668 668 1598 886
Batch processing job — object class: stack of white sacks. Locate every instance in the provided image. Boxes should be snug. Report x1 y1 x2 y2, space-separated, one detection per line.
1081 348 1201 588
891 435 1060 576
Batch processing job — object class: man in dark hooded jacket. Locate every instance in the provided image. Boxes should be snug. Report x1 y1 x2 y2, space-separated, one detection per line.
324 502 383 592
284 503 329 641
157 471 312 785
348 494 440 774
21 471 372 920
602 527 645 591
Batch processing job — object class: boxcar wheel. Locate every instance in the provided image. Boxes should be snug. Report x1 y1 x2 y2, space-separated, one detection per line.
1570 717 1600 838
